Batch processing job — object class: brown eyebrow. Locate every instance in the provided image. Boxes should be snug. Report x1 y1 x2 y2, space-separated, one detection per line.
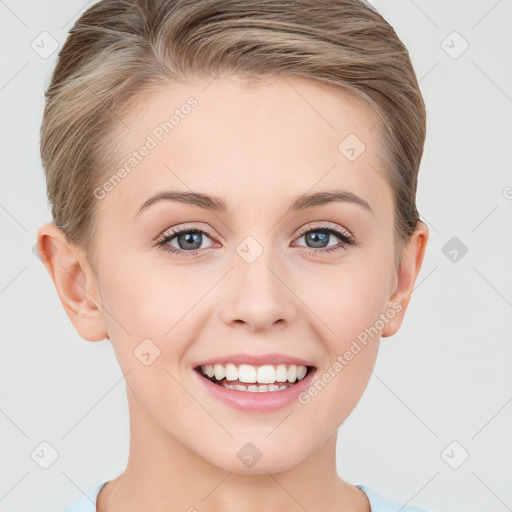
133 188 373 218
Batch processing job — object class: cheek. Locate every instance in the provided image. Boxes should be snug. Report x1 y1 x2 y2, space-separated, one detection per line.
292 262 388 409
297 259 391 344
98 267 193 410
98 258 209 368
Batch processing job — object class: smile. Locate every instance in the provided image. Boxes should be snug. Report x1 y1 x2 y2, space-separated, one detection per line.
193 362 317 411
196 363 313 392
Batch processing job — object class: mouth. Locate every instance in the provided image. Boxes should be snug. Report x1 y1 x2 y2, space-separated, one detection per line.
194 363 316 393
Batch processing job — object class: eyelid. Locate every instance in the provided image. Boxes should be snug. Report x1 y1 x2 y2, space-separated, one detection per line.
157 222 217 241
295 222 354 241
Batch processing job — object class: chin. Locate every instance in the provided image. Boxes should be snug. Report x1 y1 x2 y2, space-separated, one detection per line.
199 439 308 476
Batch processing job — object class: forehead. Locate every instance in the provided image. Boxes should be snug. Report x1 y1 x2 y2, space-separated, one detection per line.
97 74 390 222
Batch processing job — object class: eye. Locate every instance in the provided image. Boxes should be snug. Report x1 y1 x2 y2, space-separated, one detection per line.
156 226 217 257
156 223 356 258
293 224 355 255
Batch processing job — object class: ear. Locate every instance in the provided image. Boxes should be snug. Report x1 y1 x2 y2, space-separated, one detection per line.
381 221 429 338
36 223 108 342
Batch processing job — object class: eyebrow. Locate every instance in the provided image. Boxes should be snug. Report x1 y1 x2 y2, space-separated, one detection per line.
133 188 373 218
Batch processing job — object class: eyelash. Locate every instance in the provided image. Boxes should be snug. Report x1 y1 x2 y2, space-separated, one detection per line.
156 224 356 258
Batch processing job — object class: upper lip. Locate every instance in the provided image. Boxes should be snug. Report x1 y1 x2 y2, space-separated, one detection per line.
193 353 316 369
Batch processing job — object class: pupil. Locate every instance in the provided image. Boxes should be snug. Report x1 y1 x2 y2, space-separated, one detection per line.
179 232 202 250
306 231 328 248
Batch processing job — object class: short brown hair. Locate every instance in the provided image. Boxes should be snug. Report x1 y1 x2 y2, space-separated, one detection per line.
40 0 427 269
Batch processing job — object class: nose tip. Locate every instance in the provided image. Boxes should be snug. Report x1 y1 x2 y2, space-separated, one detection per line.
231 316 286 330
221 259 296 332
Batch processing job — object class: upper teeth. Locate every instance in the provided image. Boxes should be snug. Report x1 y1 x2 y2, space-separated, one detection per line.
200 363 308 384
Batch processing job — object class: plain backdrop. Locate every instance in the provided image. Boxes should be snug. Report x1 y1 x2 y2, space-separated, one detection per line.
1 1 511 511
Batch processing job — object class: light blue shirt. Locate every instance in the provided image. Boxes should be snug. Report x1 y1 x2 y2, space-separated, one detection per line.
61 481 431 511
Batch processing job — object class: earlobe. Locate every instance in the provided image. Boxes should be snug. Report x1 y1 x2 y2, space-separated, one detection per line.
381 221 429 338
36 223 108 342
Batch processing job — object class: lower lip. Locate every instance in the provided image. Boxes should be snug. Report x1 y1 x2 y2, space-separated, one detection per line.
193 367 317 412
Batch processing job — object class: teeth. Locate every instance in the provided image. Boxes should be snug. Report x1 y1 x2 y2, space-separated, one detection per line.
213 364 225 381
222 382 292 392
239 364 257 383
225 363 238 381
287 365 297 382
200 363 309 384
257 365 274 384
275 364 288 382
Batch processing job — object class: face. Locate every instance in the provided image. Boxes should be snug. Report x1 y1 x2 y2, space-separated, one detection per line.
86 74 400 474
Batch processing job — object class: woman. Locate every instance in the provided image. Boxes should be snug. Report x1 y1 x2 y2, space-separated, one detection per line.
37 0 431 510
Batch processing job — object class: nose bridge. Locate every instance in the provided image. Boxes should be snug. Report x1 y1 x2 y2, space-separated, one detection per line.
220 234 296 331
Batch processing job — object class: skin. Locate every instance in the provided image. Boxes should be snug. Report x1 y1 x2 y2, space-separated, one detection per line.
37 74 428 512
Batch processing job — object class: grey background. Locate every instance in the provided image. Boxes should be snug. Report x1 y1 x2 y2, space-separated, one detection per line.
1 0 511 510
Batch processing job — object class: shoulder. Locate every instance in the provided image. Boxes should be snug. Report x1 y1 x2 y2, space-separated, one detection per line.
356 484 431 512
60 481 108 512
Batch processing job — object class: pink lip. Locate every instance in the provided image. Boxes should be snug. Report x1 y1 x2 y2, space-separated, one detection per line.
193 352 315 369
193 365 317 412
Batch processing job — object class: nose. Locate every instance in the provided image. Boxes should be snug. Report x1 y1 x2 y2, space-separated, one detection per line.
220 250 297 332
